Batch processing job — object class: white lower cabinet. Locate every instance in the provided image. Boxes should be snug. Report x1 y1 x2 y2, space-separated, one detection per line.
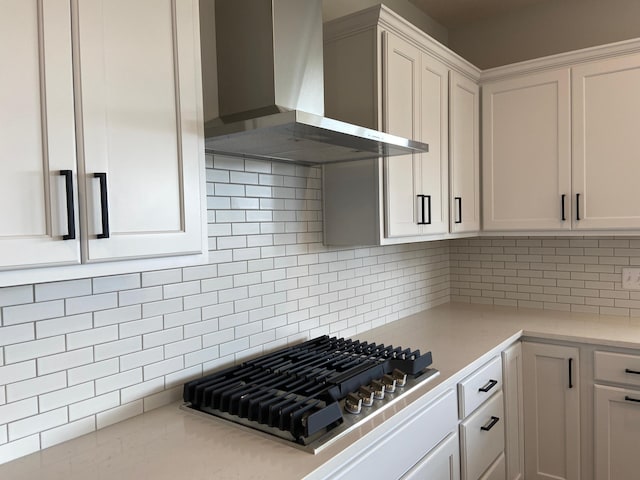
401 432 460 480
480 453 506 480
594 385 640 480
460 392 505 480
523 342 581 480
502 343 524 480
593 349 640 480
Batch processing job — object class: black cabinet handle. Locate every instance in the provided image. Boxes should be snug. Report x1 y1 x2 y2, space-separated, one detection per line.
480 416 500 431
416 195 431 225
625 368 640 375
625 396 640 403
417 195 425 224
94 172 110 239
455 197 462 224
478 379 498 393
60 170 76 240
569 358 573 389
561 194 566 221
576 193 581 221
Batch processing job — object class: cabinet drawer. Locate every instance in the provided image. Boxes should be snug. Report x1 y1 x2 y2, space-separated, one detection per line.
458 356 503 418
401 432 460 480
594 351 640 387
329 389 458 480
460 391 505 480
479 452 505 480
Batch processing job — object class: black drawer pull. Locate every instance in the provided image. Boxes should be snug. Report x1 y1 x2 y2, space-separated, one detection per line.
480 416 500 431
625 396 640 403
60 170 76 240
455 196 462 224
561 194 566 221
94 172 110 239
576 193 581 221
569 358 573 389
478 379 498 393
625 368 640 375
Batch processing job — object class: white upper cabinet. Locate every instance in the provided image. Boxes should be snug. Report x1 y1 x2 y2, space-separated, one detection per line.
482 69 571 231
0 0 80 269
322 7 478 246
0 0 204 280
383 32 448 238
76 0 203 262
449 71 480 234
572 53 640 230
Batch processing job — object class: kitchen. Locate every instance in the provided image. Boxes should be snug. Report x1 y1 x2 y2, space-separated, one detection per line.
1 0 640 478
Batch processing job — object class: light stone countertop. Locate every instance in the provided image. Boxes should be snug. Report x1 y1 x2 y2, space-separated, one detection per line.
2 303 640 480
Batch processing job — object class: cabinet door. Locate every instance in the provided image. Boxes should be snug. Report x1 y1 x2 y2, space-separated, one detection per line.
482 70 571 231
0 0 80 269
594 385 640 480
523 343 580 480
76 0 203 262
502 343 524 480
418 52 448 236
383 31 422 238
402 432 460 480
449 71 479 234
572 53 640 230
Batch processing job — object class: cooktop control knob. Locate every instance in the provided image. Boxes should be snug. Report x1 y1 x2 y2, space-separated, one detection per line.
371 380 386 400
345 393 362 414
382 374 397 394
392 369 408 388
358 386 374 407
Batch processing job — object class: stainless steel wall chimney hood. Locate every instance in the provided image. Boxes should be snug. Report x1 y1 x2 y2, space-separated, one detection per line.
204 0 428 165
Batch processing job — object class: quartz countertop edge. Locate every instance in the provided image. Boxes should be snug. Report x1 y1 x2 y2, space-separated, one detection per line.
2 303 640 480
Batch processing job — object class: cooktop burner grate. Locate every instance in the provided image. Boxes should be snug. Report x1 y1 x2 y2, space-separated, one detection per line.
182 335 436 451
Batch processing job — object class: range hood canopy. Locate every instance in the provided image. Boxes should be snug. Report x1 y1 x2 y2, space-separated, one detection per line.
205 0 428 164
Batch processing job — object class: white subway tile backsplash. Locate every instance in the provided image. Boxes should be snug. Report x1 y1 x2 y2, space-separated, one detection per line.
119 316 163 339
67 325 118 350
36 313 92 339
40 416 95 449
164 337 201 359
0 324 34 347
5 336 65 364
94 336 141 361
120 377 164 404
0 398 38 425
35 280 91 302
69 392 119 422
143 357 183 381
0 434 40 465
183 291 218 310
94 304 142 327
95 368 142 395
185 346 218 368
39 382 95 412
6 372 66 403
38 348 93 376
142 328 182 350
93 273 141 294
2 300 64 326
141 269 182 287
0 285 33 309
0 425 6 444
66 292 117 315
119 287 162 307
68 358 119 386
142 298 183 318
97 400 143 429
164 309 201 329
163 281 200 299
119 347 163 372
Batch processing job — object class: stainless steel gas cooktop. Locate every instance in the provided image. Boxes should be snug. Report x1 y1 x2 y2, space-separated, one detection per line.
182 335 439 453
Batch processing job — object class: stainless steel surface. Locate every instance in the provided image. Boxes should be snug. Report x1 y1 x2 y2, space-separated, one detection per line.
207 0 429 164
205 111 430 164
180 367 440 454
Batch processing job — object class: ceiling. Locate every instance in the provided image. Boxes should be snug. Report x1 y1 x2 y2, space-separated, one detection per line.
408 0 558 28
